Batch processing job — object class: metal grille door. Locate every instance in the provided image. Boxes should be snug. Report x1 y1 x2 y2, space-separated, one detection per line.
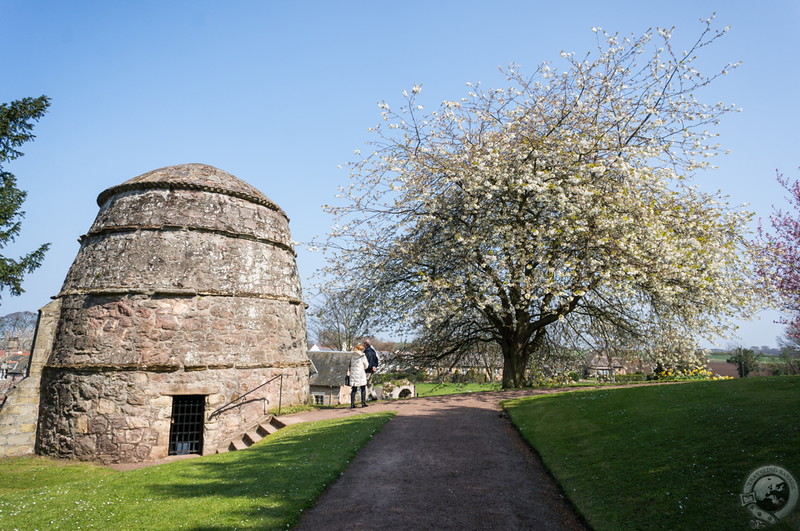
168 395 205 455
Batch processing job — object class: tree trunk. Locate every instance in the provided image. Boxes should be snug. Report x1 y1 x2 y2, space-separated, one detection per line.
500 327 545 388
501 338 530 388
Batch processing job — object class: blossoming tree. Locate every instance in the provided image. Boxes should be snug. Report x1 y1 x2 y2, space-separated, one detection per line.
323 18 760 388
758 172 800 338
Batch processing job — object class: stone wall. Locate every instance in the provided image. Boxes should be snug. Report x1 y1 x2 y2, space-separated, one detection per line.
48 294 307 368
37 365 307 463
310 384 351 406
0 300 60 456
37 293 308 463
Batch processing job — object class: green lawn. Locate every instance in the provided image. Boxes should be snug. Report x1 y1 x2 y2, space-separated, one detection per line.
414 381 502 396
504 377 800 530
413 380 652 397
0 411 394 530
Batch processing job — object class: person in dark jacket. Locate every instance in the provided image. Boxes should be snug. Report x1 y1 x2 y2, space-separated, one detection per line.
364 340 379 376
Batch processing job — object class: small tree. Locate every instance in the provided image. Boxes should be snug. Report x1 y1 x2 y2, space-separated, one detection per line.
778 322 800 352
0 311 37 350
308 288 373 351
770 323 800 375
726 346 761 378
769 349 800 376
0 96 51 301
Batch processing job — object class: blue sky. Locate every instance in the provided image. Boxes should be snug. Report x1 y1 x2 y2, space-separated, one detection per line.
1 1 798 348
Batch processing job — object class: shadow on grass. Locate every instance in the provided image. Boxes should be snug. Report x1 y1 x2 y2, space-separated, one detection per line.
0 412 394 531
139 413 394 529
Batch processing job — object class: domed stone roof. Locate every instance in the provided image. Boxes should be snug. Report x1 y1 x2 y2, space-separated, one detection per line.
64 162 301 300
96 163 286 218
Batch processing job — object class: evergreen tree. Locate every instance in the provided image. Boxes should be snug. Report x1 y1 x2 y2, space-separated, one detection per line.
0 96 51 300
726 347 761 378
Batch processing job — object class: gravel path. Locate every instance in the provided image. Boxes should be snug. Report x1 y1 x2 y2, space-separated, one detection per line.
287 389 588 530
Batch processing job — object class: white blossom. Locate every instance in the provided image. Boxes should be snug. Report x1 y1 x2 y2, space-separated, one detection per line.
320 18 760 387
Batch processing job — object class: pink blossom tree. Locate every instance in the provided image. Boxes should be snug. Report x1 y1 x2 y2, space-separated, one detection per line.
758 172 800 340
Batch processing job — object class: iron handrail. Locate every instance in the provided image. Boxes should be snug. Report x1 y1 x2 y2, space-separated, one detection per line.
208 373 284 419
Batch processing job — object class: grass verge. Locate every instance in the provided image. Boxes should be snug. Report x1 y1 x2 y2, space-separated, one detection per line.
414 382 502 396
0 411 394 530
414 380 656 397
504 376 800 530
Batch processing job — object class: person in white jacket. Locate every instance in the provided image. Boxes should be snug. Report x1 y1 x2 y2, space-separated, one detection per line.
348 344 369 409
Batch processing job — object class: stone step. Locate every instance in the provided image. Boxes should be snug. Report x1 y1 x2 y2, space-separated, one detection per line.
242 430 262 446
229 439 249 451
216 414 286 454
259 422 278 436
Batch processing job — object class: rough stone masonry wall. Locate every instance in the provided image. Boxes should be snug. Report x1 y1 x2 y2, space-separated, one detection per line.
0 300 61 457
39 296 308 463
37 292 308 464
48 292 306 368
61 188 300 299
37 364 307 463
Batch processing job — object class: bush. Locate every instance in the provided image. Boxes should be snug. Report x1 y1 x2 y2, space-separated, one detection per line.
465 368 488 383
527 370 575 387
768 350 800 376
373 371 422 384
615 373 646 383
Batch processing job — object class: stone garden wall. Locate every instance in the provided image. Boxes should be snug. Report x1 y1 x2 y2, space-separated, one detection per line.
0 300 60 456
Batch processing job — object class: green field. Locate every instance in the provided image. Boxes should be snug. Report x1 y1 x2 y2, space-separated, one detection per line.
504 377 800 530
707 353 731 362
0 412 394 530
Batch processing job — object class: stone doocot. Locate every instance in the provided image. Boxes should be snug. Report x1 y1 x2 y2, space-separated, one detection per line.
35 164 309 464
